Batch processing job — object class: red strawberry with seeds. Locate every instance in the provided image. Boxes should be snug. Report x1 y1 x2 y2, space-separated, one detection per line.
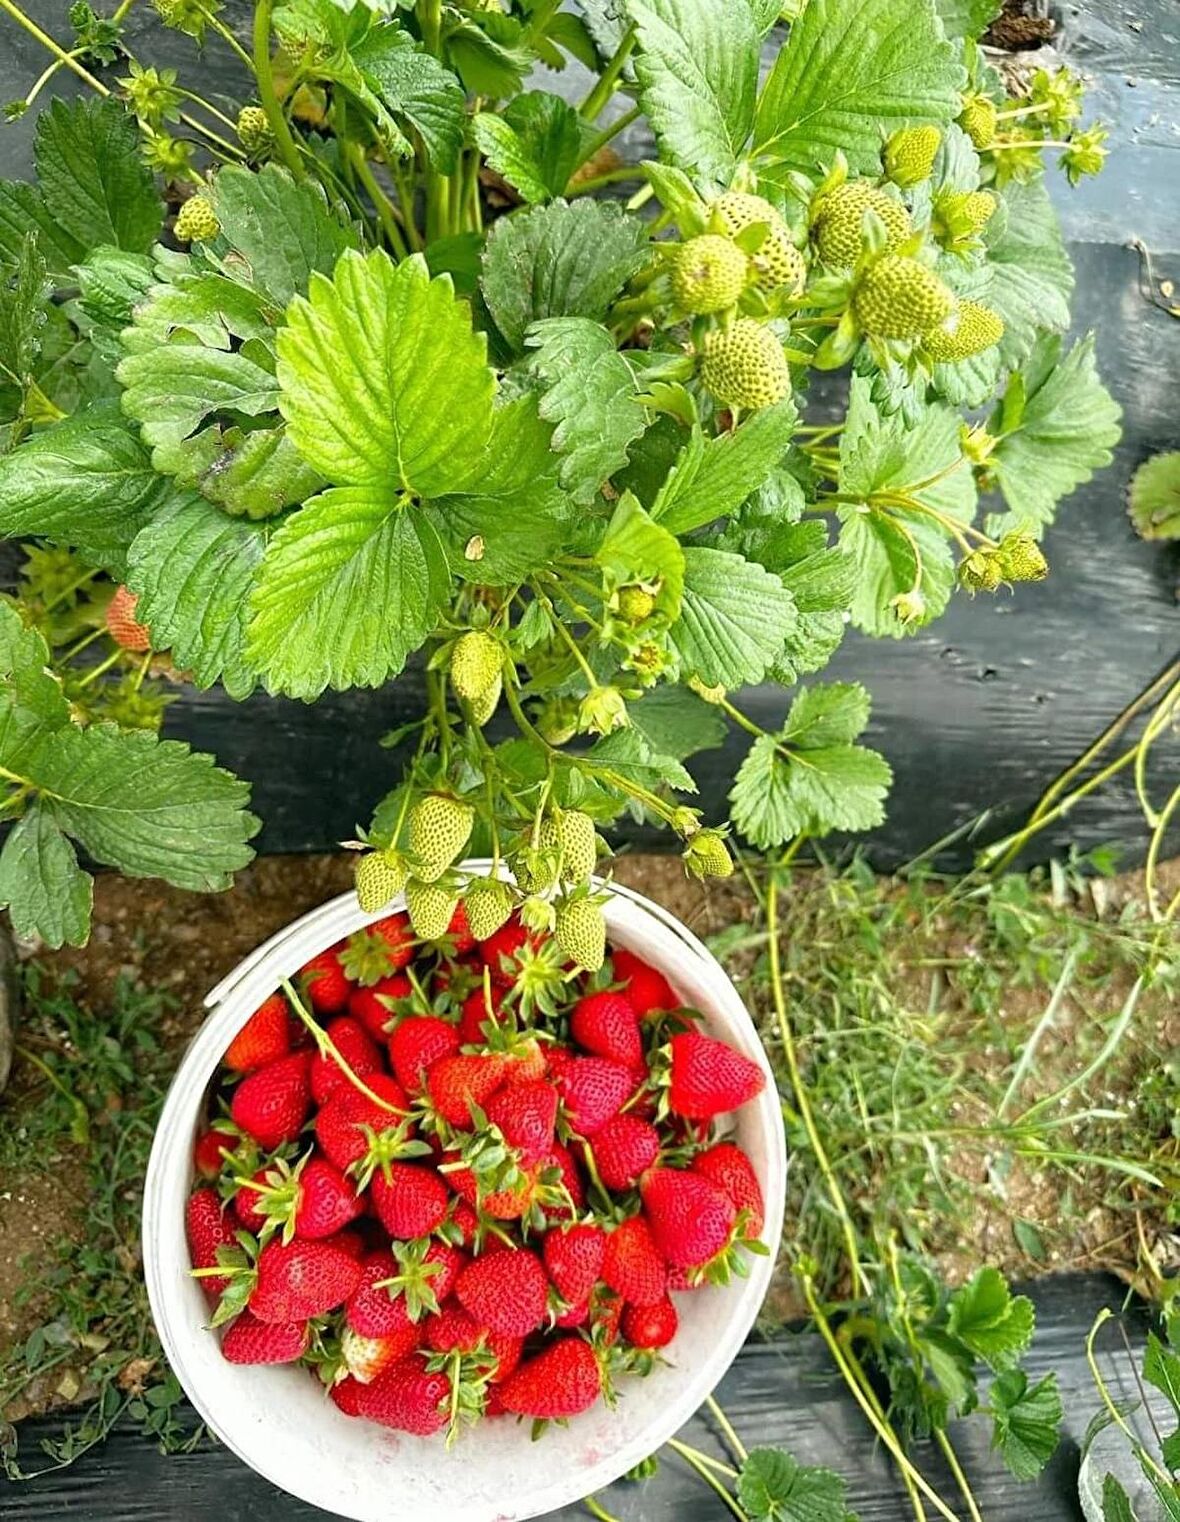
231 1051 312 1150
233 1168 272 1235
342 1324 421 1383
310 1017 382 1107
240 1156 361 1240
498 1338 602 1419
601 1216 666 1307
611 949 676 1017
426 1053 508 1128
390 1015 461 1094
691 1142 764 1237
447 902 476 954
544 1044 577 1084
358 1354 450 1435
570 991 644 1071
479 917 539 987
458 984 505 1046
445 1157 540 1222
249 1237 362 1322
106 584 152 651
423 1302 485 1355
640 1167 737 1269
348 975 411 1041
371 1163 450 1239
555 1296 589 1329
347 1252 415 1338
542 1142 585 1221
193 1123 239 1179
590 1114 660 1192
221 1311 309 1365
456 1247 548 1338
225 993 290 1072
448 1198 479 1246
543 1223 605 1305
300 947 351 1015
314 1072 409 1173
557 1057 633 1136
666 1032 765 1120
330 1376 367 1417
186 1187 239 1298
369 912 415 970
622 1297 678 1350
484 1080 558 1165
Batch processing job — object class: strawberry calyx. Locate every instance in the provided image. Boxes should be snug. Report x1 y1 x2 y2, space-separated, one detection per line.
192 1228 261 1328
424 1346 499 1446
348 1119 433 1192
370 1237 449 1322
340 927 403 987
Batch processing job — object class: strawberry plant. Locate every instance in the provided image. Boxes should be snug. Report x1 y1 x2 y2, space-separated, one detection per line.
0 0 1119 950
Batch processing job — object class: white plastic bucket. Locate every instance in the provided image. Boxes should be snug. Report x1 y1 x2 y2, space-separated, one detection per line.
143 865 787 1522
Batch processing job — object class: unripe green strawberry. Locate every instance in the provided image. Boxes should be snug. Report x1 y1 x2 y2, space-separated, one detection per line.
960 94 998 150
174 194 220 243
959 549 1003 593
699 319 790 411
924 300 1005 361
237 105 272 156
853 256 955 340
409 794 474 882
812 182 911 269
355 850 408 913
558 811 597 884
468 670 501 728
617 585 656 625
670 235 748 315
405 879 460 940
933 188 996 250
713 191 806 295
555 897 606 972
683 830 733 880
450 630 502 703
883 125 941 187
463 876 515 942
995 531 1048 583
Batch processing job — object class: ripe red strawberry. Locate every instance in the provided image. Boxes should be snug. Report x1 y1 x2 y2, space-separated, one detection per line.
545 1044 577 1084
348 975 411 1041
666 1032 765 1120
622 1297 678 1350
555 1296 590 1329
342 1323 420 1382
423 1302 485 1355
426 1053 508 1128
639 1167 736 1269
593 1290 624 1347
479 917 539 987
446 902 476 954
369 912 415 970
193 1123 239 1179
314 1072 409 1173
590 1114 660 1192
330 1375 367 1416
570 991 643 1071
230 1051 312 1150
389 1015 461 1094
225 993 290 1072
498 1338 601 1419
371 1163 450 1239
458 984 505 1045
347 1251 415 1338
456 1247 548 1337
601 1216 666 1306
447 1198 479 1246
300 947 351 1015
310 1017 382 1106
543 1223 606 1305
221 1311 309 1364
543 1142 585 1221
334 1229 366 1259
186 1187 239 1298
233 1167 272 1235
666 1264 706 1292
484 1080 558 1165
691 1142 764 1236
347 1241 463 1335
250 1237 362 1322
557 1057 633 1136
358 1354 450 1435
487 1331 524 1384
611 948 677 1017
105 584 152 651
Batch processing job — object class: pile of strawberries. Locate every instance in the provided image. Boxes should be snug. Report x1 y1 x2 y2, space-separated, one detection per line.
186 897 768 1438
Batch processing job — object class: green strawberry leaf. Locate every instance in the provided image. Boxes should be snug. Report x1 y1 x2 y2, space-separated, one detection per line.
627 684 727 759
34 97 162 254
472 92 584 204
0 603 70 728
353 28 467 176
0 234 50 397
1144 1332 1180 1470
481 199 649 353
626 0 760 182
652 400 797 535
669 546 797 687
753 0 964 175
947 1267 1035 1368
935 0 1001 37
0 179 87 280
737 1444 853 1521
0 403 171 576
1101 1475 1139 1522
0 804 93 949
126 493 271 699
526 317 647 505
208 163 360 311
986 334 1121 539
754 522 855 683
277 249 495 494
587 726 697 794
247 487 450 698
981 178 1074 370
988 1370 1063 1482
730 683 891 849
165 424 321 521
116 345 281 454
1128 452 1180 542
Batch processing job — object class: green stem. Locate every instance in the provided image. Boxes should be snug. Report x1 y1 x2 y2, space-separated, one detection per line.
198 3 254 69
348 143 410 259
392 160 424 250
0 0 110 94
282 979 405 1113
666 1440 746 1520
705 1395 747 1464
583 1500 623 1522
579 23 636 120
176 87 242 135
419 0 442 57
574 102 642 168
253 0 303 178
75 647 123 689
568 166 645 197
933 1430 983 1522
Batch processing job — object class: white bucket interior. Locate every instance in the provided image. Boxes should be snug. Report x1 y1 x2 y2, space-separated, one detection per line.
143 868 786 1522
